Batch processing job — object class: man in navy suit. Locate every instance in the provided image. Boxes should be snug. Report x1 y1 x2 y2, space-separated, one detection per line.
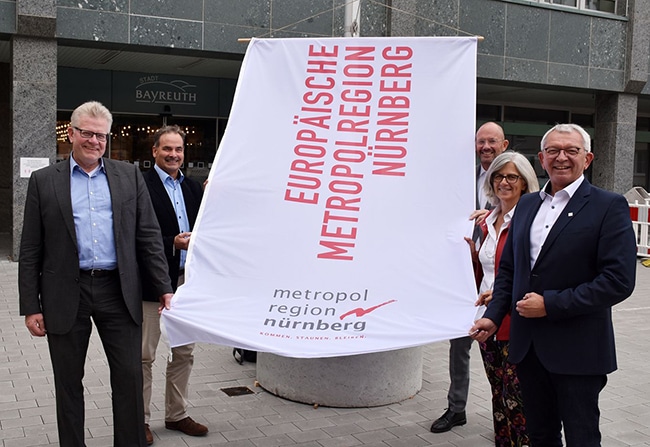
141 125 207 444
470 123 636 446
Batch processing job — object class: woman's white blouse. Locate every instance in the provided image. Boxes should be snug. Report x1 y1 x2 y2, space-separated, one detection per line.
477 205 516 294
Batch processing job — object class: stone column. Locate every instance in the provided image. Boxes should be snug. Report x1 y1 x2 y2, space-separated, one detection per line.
593 93 637 194
0 63 10 250
623 0 650 94
256 347 423 407
11 0 57 260
593 0 650 195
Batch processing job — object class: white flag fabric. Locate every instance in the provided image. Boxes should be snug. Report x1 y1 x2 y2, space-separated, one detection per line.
162 36 479 358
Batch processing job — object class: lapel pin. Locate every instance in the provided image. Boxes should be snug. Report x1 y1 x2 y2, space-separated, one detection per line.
568 212 574 217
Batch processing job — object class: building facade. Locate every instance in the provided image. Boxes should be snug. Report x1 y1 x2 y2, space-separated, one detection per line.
1 0 649 259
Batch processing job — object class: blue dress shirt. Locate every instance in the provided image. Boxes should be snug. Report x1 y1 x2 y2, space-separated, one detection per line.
154 164 190 269
70 155 117 270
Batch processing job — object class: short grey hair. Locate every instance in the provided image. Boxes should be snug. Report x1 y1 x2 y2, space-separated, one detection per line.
483 151 540 205
540 123 591 153
70 101 113 130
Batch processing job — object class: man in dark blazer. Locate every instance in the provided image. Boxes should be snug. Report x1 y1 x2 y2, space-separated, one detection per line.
19 101 173 447
141 125 207 444
470 123 636 446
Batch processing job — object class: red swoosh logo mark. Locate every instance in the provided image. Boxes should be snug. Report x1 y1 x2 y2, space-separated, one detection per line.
339 299 397 320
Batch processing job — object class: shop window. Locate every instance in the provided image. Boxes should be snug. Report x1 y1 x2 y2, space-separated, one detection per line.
637 116 650 132
477 104 502 122
56 119 73 162
506 135 548 186
503 106 569 125
110 116 162 166
634 142 649 190
571 113 594 128
56 114 219 184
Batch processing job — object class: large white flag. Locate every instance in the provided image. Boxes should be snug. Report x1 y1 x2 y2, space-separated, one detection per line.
162 37 479 358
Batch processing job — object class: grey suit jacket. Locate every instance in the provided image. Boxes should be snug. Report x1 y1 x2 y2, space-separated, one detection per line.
19 157 173 334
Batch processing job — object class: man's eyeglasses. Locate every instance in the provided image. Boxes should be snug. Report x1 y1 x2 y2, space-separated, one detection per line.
492 174 521 184
543 147 582 157
476 138 502 146
73 126 109 142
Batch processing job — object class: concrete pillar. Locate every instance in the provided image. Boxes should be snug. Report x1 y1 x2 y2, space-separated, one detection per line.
0 63 10 250
593 93 637 194
593 0 650 196
11 0 57 260
623 0 650 94
256 347 423 407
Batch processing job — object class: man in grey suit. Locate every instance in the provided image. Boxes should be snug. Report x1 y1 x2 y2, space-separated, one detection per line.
431 122 509 433
19 101 173 447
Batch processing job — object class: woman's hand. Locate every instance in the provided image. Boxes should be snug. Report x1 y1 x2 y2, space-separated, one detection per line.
475 289 492 306
464 237 478 263
470 209 489 225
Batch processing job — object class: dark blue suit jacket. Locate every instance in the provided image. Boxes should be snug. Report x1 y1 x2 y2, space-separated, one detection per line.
483 179 636 375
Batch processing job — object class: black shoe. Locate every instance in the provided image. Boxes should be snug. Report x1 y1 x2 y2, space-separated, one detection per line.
430 409 467 433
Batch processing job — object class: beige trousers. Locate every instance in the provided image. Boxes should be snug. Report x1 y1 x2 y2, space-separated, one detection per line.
142 276 195 424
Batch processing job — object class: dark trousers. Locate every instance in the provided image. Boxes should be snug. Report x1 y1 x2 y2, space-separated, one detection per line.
517 347 607 447
47 272 146 447
447 336 473 412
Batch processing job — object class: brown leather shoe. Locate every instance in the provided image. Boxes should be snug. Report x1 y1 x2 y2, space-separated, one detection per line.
144 424 154 445
165 417 208 436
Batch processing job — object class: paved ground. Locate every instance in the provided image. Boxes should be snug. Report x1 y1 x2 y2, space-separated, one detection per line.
1 258 649 447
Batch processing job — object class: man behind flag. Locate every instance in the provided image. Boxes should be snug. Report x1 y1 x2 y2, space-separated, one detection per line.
141 125 207 444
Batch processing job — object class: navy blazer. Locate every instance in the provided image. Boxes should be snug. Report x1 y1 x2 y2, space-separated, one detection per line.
483 179 636 375
142 168 203 299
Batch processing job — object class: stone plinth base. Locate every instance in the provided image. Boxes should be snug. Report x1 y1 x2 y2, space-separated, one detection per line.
256 347 423 407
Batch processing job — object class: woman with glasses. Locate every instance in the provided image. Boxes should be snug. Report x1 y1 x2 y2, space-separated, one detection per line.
467 151 539 447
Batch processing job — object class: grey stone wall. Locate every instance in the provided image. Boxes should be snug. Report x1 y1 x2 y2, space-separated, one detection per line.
0 63 10 247
11 0 57 260
0 0 16 34
594 93 638 194
53 0 390 56
624 0 650 93
49 0 646 95
390 0 629 92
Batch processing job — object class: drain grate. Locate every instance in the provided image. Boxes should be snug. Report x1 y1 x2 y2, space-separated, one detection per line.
220 386 255 397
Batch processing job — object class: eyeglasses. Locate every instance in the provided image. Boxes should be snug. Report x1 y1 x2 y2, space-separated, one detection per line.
492 174 521 184
476 138 502 146
543 147 582 157
73 126 109 142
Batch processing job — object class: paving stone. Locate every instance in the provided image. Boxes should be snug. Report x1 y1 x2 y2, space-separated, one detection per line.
2 259 650 446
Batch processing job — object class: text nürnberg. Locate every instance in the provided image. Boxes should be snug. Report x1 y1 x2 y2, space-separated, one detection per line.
261 287 369 337
284 44 413 261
